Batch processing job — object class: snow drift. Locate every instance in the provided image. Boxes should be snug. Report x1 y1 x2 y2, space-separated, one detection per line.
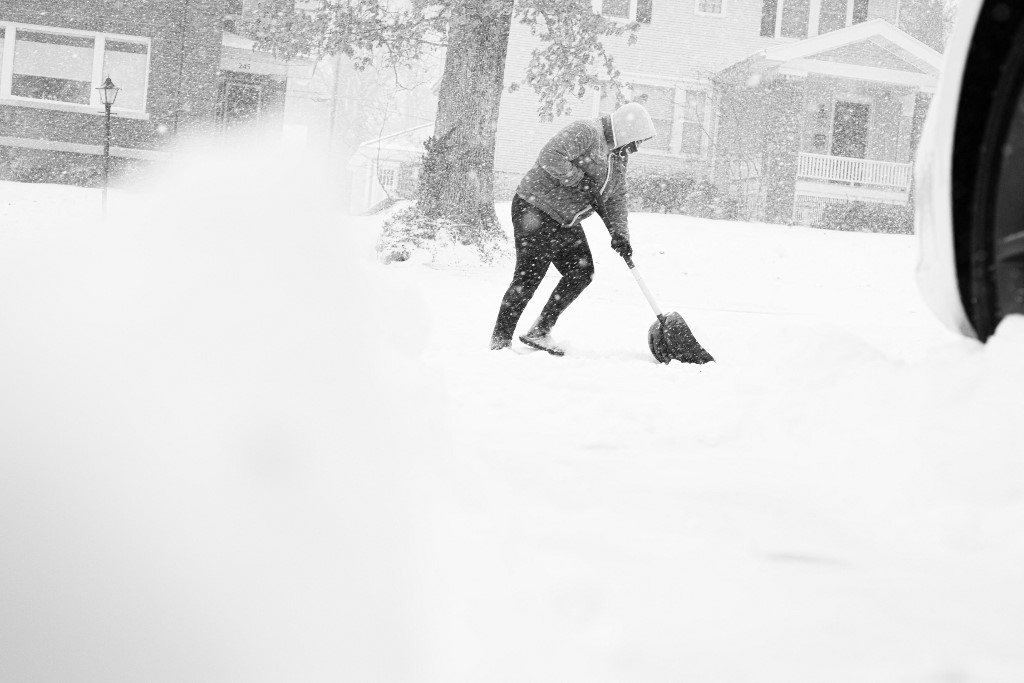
2 145 1022 682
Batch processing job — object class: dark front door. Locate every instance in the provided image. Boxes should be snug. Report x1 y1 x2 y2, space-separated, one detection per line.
831 101 869 158
222 82 263 132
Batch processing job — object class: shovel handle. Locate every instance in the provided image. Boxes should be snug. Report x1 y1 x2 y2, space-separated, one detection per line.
623 255 664 318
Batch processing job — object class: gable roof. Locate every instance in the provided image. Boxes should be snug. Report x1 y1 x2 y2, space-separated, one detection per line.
811 41 928 73
718 19 943 89
761 19 943 75
355 123 434 156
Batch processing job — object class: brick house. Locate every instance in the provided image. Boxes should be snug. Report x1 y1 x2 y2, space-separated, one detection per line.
0 0 314 184
494 0 942 226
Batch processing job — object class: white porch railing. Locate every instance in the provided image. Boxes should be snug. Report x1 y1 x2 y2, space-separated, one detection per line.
797 153 913 191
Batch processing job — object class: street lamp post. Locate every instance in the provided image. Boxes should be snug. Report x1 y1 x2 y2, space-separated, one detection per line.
96 77 120 215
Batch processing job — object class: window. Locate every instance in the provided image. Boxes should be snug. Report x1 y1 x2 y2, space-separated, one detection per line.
600 86 669 153
12 31 94 105
378 167 396 189
761 0 866 38
602 0 630 19
679 90 707 155
780 0 810 39
636 85 675 152
598 0 653 23
102 40 148 111
817 0 848 34
696 0 725 15
0 23 150 112
761 0 779 37
599 83 706 156
636 0 654 23
224 0 245 32
852 0 869 23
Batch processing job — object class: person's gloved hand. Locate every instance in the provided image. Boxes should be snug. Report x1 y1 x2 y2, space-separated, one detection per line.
610 232 632 260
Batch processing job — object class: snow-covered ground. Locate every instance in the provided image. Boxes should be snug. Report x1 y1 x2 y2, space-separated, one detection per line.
2 149 1022 682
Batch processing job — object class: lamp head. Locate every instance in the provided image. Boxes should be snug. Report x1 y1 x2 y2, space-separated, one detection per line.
96 77 120 107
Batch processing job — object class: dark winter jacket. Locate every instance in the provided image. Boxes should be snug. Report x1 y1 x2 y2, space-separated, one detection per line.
515 116 630 239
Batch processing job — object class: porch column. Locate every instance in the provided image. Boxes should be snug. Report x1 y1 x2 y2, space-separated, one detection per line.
908 91 932 209
762 76 805 225
910 92 932 158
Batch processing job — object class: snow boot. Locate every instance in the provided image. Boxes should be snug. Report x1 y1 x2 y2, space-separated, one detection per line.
518 329 565 356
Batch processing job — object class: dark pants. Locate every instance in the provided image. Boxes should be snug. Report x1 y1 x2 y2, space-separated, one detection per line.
491 195 595 344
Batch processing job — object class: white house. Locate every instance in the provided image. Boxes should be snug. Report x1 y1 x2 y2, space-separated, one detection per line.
493 0 942 226
348 123 434 213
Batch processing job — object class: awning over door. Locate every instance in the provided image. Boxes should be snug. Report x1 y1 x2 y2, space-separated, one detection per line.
220 32 315 79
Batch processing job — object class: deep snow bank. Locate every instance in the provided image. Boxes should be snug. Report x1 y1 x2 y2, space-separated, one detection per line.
0 148 443 682
2 158 1023 682
374 207 1024 682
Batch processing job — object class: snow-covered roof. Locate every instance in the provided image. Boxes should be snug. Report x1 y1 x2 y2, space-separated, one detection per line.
762 19 943 73
356 123 434 155
723 19 943 88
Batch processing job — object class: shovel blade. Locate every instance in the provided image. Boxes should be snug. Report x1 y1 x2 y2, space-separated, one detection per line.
647 311 714 365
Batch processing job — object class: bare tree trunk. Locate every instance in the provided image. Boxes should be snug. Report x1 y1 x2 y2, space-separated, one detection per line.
418 0 514 248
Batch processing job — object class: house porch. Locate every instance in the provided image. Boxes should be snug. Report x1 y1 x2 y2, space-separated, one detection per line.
714 19 941 228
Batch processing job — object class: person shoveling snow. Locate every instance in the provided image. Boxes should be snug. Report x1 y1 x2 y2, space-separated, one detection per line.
489 102 654 356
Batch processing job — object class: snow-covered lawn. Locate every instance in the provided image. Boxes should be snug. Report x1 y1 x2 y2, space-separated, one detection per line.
2 150 1022 682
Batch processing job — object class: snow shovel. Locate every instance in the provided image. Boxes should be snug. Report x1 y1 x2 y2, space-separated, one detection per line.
624 256 714 365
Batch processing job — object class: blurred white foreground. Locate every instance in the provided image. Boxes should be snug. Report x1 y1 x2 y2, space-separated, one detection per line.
1 145 1022 682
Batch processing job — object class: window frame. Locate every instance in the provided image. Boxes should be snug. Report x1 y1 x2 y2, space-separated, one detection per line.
596 0 639 22
0 20 151 117
777 0 812 40
694 0 727 17
764 0 860 40
224 0 246 33
594 79 712 160
377 166 397 191
676 88 709 157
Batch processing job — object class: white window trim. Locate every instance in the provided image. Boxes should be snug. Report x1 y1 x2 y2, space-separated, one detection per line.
377 165 398 190
675 85 712 159
595 0 640 23
694 0 728 17
0 21 151 116
773 0 853 40
591 78 713 160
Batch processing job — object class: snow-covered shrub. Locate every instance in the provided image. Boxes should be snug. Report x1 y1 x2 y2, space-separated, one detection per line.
376 205 509 266
628 170 739 220
817 200 914 234
1 148 103 186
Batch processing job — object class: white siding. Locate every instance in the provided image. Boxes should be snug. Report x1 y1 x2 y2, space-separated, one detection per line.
496 0 910 184
496 0 787 181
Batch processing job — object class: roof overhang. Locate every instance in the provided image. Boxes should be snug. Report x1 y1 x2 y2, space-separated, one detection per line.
723 19 943 90
350 124 434 164
356 124 434 152
220 32 316 79
778 59 937 87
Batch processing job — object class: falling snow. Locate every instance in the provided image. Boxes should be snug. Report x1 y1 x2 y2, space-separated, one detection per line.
2 142 1023 681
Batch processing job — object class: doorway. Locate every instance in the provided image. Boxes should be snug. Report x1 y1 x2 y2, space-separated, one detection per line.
831 101 869 158
221 81 263 132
